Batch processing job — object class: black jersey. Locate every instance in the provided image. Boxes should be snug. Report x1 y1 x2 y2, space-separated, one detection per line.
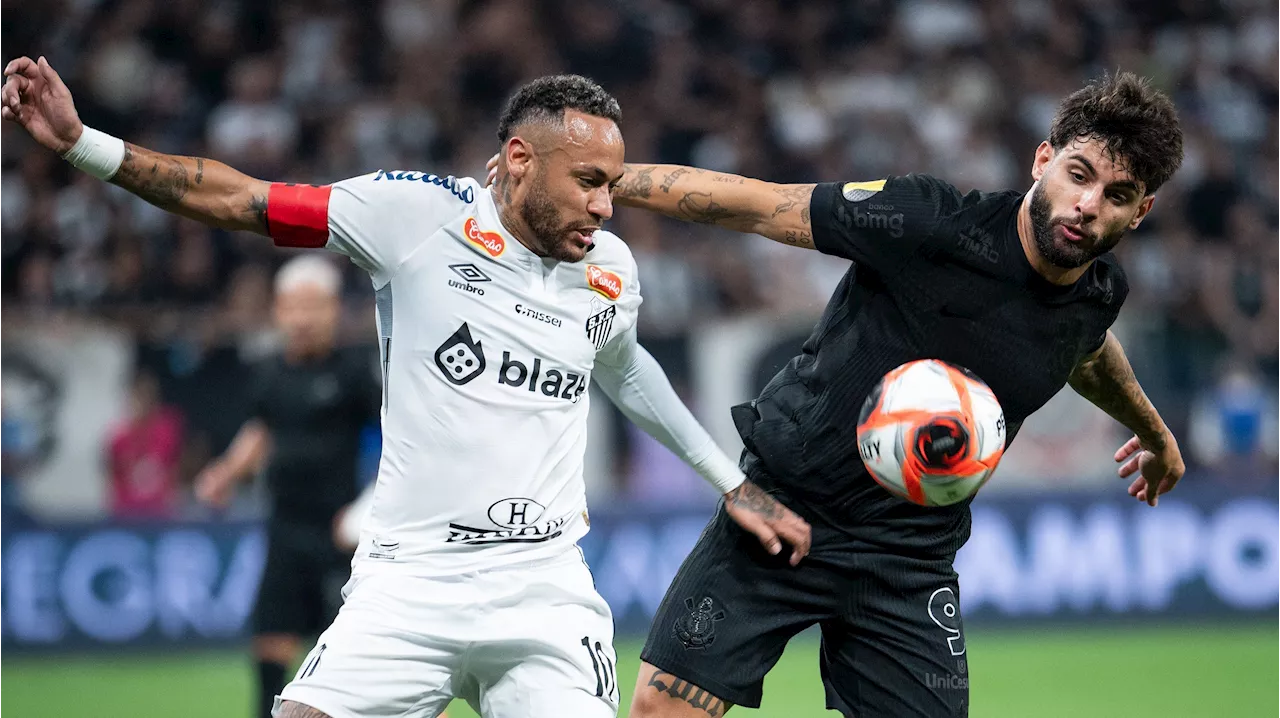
733 175 1128 558
248 347 381 526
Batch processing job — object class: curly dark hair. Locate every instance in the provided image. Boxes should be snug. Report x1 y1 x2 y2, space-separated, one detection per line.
497 75 622 143
1048 71 1183 195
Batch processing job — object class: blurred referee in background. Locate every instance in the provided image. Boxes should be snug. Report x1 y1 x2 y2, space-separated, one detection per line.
194 255 380 718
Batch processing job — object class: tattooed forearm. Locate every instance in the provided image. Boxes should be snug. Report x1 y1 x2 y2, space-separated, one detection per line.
769 184 814 218
675 192 737 225
609 163 812 247
616 164 655 199
783 230 814 248
725 480 782 520
112 144 190 209
646 670 731 717
1068 332 1169 447
246 194 269 232
107 142 272 235
660 167 690 192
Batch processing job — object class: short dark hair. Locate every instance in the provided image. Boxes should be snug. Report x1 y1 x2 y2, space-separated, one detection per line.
497 74 622 143
1048 71 1183 195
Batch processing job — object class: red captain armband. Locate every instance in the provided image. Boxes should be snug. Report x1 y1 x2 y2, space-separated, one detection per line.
267 183 333 248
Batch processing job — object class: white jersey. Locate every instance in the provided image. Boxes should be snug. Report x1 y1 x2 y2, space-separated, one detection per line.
323 170 642 576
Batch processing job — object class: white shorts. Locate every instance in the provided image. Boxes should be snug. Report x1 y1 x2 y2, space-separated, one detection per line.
275 548 619 718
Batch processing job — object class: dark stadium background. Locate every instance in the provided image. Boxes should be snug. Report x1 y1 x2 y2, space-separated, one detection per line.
2 1 1276 716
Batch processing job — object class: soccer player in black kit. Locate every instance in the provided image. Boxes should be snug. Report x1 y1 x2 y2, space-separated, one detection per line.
615 73 1188 717
195 255 380 718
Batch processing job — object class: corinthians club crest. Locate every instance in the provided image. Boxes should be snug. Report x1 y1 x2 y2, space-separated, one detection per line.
673 597 725 650
585 297 617 351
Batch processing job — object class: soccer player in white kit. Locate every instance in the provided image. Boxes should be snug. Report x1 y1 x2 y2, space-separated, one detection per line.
3 57 812 718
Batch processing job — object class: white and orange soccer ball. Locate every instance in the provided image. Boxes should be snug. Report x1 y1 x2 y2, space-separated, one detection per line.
856 359 1006 507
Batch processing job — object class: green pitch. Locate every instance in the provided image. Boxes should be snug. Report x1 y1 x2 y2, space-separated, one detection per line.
4 625 1274 717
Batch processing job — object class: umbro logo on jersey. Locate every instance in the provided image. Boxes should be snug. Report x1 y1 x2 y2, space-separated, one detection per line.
464 217 505 257
434 324 486 385
448 263 491 296
450 263 491 282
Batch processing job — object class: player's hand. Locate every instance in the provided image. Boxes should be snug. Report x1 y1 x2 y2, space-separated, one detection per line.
1115 434 1184 507
194 461 237 509
2 56 84 155
723 480 811 565
485 153 499 187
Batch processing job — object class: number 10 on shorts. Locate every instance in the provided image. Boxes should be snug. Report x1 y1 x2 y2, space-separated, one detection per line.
581 636 618 701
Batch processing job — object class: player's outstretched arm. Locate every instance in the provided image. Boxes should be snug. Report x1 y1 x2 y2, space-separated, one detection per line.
594 334 811 564
1068 331 1185 506
612 163 817 248
3 56 271 235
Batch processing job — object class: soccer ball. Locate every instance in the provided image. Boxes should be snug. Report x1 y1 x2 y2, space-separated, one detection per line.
856 359 1006 507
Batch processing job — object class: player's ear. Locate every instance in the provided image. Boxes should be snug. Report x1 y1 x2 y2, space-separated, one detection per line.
1030 141 1054 182
1129 195 1155 230
506 136 534 180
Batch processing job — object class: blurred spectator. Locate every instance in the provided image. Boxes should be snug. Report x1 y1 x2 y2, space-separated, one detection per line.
1 409 35 526
105 369 186 520
1187 360 1279 481
1199 201 1280 377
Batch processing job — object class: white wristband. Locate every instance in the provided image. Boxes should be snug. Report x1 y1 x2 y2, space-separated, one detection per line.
61 126 125 181
694 448 747 495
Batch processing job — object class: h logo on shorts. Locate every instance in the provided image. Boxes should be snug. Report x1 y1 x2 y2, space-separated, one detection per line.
674 597 725 650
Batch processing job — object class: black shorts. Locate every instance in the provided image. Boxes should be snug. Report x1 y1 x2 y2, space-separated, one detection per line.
252 522 350 636
641 505 969 717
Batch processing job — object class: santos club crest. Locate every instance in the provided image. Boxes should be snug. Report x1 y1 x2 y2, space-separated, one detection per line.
586 297 617 350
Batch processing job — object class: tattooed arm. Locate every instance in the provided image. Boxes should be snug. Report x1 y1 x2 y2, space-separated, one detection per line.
1068 331 1185 506
614 163 817 249
110 144 271 235
2 56 271 235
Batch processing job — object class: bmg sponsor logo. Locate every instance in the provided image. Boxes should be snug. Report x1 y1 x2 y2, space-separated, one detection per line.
836 203 905 239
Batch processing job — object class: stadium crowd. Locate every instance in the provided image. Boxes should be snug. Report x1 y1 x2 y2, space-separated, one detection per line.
2 0 1276 517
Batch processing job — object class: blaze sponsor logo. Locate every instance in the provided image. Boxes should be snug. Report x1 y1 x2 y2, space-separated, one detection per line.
586 264 623 300
498 352 588 403
433 324 486 385
464 217 505 257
